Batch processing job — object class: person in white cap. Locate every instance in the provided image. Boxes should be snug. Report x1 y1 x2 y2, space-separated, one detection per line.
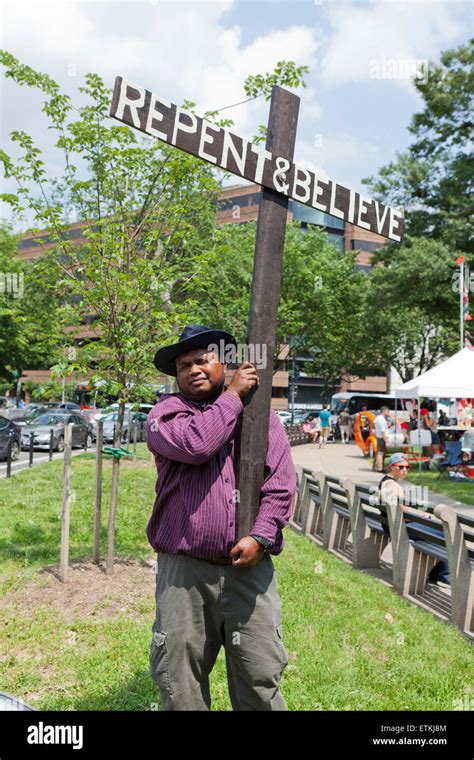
378 453 450 587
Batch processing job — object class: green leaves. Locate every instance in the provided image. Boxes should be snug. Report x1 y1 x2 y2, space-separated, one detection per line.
0 52 225 399
244 60 310 100
0 223 71 379
363 41 474 253
365 237 463 381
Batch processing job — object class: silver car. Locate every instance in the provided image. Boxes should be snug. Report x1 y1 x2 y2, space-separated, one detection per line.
93 411 148 443
21 412 93 452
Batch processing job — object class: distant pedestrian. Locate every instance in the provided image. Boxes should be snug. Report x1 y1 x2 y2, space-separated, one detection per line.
374 405 391 472
338 409 351 443
420 408 440 455
318 404 331 448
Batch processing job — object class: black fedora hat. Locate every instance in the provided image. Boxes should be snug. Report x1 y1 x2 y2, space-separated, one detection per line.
154 324 237 377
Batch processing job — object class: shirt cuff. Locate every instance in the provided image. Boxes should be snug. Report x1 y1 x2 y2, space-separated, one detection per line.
249 518 278 546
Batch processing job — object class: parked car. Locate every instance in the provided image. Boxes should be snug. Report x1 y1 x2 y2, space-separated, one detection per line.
80 408 100 424
287 410 319 426
1 406 49 426
108 402 154 415
93 411 148 443
0 416 21 461
20 412 93 452
276 411 292 425
90 403 153 426
49 401 83 412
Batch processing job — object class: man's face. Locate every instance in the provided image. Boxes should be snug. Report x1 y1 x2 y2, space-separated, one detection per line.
390 461 409 480
175 348 226 401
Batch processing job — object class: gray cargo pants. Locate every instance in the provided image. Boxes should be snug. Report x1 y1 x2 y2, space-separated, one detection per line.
149 552 289 711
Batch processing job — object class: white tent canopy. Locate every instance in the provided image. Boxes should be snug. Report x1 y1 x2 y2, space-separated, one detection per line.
394 347 474 399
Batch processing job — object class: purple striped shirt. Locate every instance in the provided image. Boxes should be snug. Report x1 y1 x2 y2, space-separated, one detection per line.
146 390 297 560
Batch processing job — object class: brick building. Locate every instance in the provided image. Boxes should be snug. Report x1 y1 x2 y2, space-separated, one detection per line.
17 184 388 407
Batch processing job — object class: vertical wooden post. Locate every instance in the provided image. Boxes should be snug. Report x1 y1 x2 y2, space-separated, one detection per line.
235 85 300 540
106 402 124 575
29 432 34 467
6 438 12 479
93 420 103 564
59 423 73 583
132 420 138 462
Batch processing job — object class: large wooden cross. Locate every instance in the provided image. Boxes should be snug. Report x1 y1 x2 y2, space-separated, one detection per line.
110 77 404 541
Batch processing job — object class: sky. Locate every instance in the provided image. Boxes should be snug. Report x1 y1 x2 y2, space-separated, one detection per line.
0 0 472 230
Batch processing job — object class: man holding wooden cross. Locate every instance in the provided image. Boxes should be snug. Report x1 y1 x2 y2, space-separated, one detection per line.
110 74 403 712
146 324 297 711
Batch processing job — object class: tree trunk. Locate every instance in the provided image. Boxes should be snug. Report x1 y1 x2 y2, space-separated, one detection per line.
106 397 125 575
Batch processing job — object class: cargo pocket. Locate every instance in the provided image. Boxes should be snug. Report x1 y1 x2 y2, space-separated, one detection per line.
276 624 289 670
149 630 173 698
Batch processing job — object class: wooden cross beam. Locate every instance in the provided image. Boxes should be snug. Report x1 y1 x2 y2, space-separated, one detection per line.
110 77 404 241
109 76 404 543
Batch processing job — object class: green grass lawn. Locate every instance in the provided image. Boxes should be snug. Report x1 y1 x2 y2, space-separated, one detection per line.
407 470 474 506
0 448 472 711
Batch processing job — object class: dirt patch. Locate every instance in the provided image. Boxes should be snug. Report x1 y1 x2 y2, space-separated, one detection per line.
0 558 157 623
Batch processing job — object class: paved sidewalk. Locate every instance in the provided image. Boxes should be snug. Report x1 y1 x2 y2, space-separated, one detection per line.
291 441 473 515
0 446 97 478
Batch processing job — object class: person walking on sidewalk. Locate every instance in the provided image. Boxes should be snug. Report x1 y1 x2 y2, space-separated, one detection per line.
318 403 331 448
374 405 391 472
338 409 351 444
147 325 297 711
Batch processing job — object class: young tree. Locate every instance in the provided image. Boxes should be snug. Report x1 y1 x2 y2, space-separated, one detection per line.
0 51 309 573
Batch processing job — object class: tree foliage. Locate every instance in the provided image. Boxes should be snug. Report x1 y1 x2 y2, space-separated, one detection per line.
0 222 71 381
363 41 474 253
366 237 464 381
187 221 373 393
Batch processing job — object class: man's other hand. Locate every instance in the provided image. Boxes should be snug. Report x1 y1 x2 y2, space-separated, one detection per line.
230 536 264 567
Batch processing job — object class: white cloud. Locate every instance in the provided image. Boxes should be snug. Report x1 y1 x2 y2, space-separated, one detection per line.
319 0 465 89
1 0 320 140
295 134 381 190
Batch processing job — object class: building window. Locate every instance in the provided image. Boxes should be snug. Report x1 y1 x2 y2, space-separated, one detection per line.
218 192 261 211
351 239 384 252
327 233 344 251
292 202 345 230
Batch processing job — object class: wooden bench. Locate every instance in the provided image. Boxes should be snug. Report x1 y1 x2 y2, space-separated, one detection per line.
289 469 474 636
304 469 325 545
322 475 352 559
286 424 313 447
292 465 313 531
292 466 325 543
386 503 450 604
434 506 474 636
343 482 391 569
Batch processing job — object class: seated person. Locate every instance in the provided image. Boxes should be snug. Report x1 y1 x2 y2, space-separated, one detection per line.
437 410 449 427
303 416 320 444
378 453 450 586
